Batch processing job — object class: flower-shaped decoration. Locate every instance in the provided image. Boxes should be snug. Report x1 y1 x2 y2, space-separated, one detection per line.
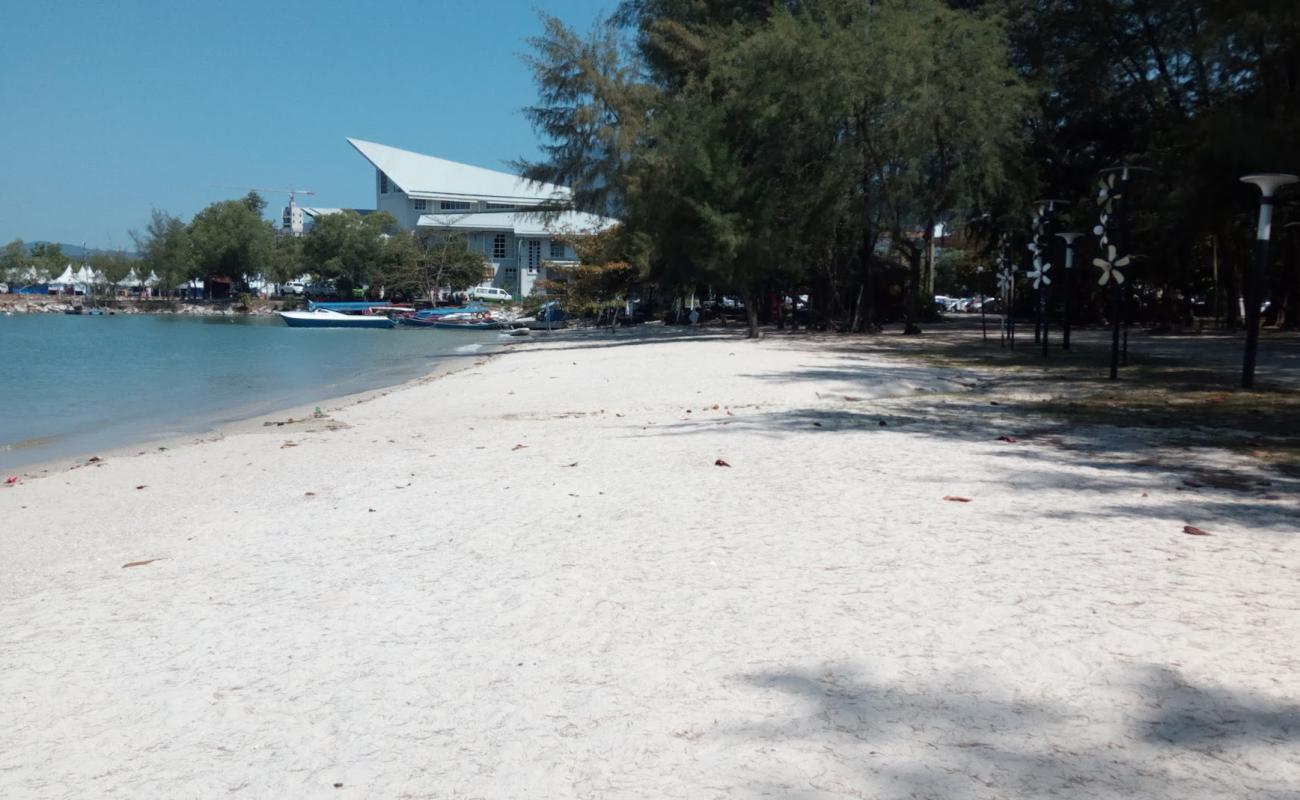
1027 257 1052 289
1096 173 1121 213
997 266 1016 296
1093 212 1110 246
1093 244 1130 286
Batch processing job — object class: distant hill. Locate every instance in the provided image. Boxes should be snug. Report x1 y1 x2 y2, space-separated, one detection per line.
23 241 139 260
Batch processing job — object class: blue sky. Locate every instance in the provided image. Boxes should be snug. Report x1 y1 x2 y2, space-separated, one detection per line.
0 0 613 249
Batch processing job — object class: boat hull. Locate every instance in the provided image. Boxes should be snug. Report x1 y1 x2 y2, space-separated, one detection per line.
279 311 394 329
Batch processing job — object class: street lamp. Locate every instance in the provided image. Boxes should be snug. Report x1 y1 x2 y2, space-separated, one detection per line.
1056 232 1084 350
1239 173 1298 388
1029 199 1070 357
1094 165 1152 379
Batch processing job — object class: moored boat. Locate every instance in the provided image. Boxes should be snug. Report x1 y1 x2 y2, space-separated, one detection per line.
278 309 395 329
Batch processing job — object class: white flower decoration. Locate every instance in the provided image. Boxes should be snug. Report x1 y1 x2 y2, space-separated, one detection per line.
1093 244 1130 286
1027 259 1051 289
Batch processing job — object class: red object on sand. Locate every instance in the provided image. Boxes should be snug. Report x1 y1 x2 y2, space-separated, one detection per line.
943 496 972 503
1183 525 1213 536
4 476 16 485
714 459 731 467
997 435 1018 443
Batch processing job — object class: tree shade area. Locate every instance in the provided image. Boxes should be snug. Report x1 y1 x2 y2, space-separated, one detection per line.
518 0 1300 341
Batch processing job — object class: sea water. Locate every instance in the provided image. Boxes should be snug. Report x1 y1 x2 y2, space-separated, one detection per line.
0 313 501 471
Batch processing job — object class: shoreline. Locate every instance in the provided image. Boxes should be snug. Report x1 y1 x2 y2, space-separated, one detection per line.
1 333 520 481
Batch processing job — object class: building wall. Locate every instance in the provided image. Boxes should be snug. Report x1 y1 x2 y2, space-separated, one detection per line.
373 168 579 299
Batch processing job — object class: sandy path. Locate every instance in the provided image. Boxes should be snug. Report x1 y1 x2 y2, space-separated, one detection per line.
2 328 1297 799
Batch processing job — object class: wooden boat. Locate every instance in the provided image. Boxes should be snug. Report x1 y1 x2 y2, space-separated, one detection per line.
278 309 395 329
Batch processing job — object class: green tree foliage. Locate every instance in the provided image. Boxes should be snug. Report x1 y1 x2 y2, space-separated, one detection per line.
1 239 24 282
378 232 490 300
87 251 137 286
29 242 67 277
524 0 1299 333
521 0 1031 335
1002 0 1300 328
300 210 398 294
131 209 196 294
189 192 276 283
265 235 304 287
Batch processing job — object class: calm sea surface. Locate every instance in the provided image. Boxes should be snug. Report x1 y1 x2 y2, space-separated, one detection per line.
0 313 501 471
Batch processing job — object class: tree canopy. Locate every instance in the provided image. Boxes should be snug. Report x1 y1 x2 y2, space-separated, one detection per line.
521 0 1300 332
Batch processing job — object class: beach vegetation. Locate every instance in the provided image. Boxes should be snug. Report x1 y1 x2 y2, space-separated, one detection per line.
131 210 196 294
301 210 399 296
521 0 1300 334
189 192 277 288
378 232 489 300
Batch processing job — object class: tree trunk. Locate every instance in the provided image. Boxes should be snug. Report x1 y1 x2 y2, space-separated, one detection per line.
742 287 761 338
903 246 922 335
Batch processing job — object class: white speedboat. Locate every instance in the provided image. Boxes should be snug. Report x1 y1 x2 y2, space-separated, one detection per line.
278 309 395 329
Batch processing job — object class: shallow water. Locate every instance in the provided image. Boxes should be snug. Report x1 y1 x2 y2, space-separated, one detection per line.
0 313 501 470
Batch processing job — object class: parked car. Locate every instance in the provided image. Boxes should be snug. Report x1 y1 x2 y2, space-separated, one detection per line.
305 281 338 297
282 280 306 295
468 286 513 303
0 282 9 294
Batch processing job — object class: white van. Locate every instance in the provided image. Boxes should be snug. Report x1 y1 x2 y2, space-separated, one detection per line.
468 286 513 303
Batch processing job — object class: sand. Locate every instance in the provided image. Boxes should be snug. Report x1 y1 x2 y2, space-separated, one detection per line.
2 326 1297 799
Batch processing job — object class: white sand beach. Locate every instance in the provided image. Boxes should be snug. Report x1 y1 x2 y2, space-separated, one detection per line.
2 327 1297 799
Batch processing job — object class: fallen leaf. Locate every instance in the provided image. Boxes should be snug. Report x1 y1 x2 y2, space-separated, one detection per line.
997 435 1018 443
135 485 147 490
368 508 376 513
1183 525 1213 536
122 558 161 569
304 491 316 497
512 443 528 451
714 458 731 467
943 496 972 503
712 404 719 410
564 462 578 467
281 442 298 449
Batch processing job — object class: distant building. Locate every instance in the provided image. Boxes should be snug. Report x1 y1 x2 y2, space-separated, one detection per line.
347 138 616 298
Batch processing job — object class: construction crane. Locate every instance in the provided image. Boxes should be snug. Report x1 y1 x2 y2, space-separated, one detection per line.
217 186 317 236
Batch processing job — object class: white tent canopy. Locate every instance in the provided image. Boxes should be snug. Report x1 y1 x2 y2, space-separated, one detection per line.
52 266 76 285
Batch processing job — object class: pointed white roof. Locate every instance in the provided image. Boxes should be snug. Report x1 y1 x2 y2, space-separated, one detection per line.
348 138 570 204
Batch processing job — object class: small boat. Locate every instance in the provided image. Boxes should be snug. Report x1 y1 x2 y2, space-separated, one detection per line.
432 315 504 330
278 308 395 329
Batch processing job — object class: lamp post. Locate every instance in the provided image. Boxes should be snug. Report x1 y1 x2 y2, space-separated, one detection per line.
1029 199 1069 357
1239 173 1298 388
1056 232 1083 350
1094 165 1151 379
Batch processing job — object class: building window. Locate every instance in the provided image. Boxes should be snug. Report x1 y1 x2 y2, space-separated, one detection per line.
527 239 541 272
413 199 428 212
440 200 471 211
549 240 566 259
485 202 516 210
379 172 389 193
492 233 507 259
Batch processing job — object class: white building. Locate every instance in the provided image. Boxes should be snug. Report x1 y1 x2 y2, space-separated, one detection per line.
347 138 616 298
